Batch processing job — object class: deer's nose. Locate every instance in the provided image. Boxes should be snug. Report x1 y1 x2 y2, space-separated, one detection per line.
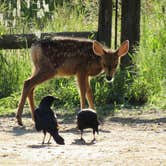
106 75 112 81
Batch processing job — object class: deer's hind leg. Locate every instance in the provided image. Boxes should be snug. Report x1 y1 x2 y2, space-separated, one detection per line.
27 87 35 120
16 70 55 126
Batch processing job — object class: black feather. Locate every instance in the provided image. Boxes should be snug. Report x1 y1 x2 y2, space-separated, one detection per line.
77 108 100 140
34 96 64 145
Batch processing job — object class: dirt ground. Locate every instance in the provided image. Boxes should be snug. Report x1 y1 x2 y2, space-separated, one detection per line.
0 109 166 166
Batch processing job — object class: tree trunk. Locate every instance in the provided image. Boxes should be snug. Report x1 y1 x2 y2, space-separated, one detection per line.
97 0 113 47
114 0 118 49
121 0 141 68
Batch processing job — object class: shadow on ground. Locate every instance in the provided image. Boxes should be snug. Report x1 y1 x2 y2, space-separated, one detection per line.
109 117 166 125
71 139 96 145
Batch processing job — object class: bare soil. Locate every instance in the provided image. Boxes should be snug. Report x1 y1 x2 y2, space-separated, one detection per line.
0 109 166 166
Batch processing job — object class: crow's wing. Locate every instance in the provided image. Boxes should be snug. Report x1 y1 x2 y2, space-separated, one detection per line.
34 107 58 132
43 109 58 131
34 108 43 131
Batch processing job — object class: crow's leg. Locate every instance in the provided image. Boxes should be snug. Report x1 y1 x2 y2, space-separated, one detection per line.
80 130 83 140
92 130 96 141
47 134 52 144
42 131 46 144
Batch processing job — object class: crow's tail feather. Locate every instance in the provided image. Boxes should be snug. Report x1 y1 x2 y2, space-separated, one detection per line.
50 130 65 145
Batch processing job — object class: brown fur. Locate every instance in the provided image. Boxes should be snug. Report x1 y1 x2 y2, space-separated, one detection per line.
16 37 129 125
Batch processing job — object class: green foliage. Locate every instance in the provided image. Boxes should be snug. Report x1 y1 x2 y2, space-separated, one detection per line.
0 92 20 115
128 0 166 108
0 50 31 98
34 78 80 109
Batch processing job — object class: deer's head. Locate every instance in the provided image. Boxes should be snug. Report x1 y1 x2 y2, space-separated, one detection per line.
93 40 129 82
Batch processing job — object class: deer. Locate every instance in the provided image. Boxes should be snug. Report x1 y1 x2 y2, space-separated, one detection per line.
16 37 129 126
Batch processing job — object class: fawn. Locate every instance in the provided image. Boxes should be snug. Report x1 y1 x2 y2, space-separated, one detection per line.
16 37 129 125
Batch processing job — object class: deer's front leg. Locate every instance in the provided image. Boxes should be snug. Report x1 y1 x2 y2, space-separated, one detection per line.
85 77 94 109
76 72 87 109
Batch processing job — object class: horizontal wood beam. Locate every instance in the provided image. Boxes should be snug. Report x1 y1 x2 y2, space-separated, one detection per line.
0 31 97 49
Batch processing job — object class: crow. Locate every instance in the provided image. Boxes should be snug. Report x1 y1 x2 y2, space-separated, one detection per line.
77 108 100 141
34 96 65 145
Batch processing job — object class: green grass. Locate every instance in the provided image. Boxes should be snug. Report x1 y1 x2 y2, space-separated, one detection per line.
0 49 31 98
0 0 165 116
128 0 166 108
43 2 98 32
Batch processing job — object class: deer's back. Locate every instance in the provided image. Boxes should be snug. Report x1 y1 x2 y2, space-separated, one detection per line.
31 37 102 76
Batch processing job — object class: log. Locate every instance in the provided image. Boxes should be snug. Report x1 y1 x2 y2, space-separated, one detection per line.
0 31 97 49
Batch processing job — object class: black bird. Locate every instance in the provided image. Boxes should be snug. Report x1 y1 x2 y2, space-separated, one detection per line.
34 96 65 145
77 108 100 141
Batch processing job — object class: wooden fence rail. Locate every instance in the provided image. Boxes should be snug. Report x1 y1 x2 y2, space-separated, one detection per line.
0 31 97 49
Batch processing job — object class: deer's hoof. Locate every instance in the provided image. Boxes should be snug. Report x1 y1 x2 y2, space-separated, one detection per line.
16 115 23 126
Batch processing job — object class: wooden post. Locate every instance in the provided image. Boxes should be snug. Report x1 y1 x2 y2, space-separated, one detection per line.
97 0 113 47
121 0 141 67
114 0 118 49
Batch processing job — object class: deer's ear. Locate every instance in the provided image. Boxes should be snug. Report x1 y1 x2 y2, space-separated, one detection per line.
117 40 129 57
93 40 105 56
